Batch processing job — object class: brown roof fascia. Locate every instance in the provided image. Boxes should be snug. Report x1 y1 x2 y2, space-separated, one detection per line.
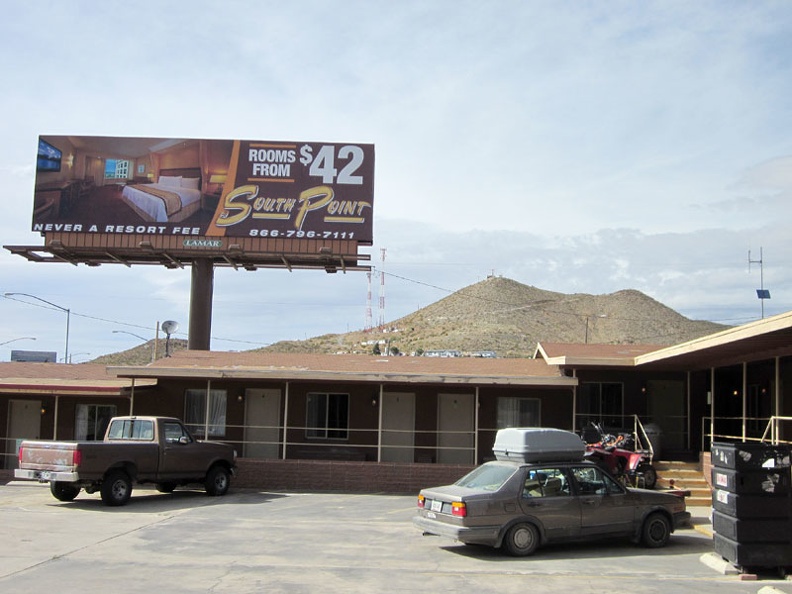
635 310 792 367
534 342 661 368
108 352 577 387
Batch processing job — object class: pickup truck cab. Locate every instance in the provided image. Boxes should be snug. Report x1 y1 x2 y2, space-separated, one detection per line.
15 416 237 506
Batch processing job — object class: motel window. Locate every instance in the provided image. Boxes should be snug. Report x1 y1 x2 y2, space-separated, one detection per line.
185 389 227 437
497 397 541 428
75 404 117 441
306 392 349 439
578 382 623 429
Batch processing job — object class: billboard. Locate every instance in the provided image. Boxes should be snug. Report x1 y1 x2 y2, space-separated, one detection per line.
31 136 375 242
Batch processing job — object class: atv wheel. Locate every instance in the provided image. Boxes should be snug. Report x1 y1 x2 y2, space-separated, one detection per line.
638 464 658 489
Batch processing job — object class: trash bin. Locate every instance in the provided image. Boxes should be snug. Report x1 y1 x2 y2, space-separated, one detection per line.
711 441 792 570
643 423 662 460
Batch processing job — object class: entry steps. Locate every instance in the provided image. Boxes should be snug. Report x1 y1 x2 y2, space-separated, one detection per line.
654 460 712 507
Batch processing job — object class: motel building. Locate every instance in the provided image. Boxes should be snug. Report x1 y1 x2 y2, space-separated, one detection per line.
2 310 792 493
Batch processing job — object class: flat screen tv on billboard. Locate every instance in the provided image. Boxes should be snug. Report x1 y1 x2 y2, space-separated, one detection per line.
31 136 374 243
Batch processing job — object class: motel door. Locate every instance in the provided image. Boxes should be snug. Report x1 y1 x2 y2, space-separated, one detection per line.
244 389 282 459
7 399 41 469
646 380 686 452
381 392 415 462
437 393 475 464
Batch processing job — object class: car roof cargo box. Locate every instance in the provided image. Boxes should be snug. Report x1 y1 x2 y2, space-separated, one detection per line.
493 428 585 463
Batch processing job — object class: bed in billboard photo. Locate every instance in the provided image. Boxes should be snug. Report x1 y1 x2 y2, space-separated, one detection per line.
120 167 203 223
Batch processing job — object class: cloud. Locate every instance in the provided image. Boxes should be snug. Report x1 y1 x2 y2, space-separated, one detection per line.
1 2 792 359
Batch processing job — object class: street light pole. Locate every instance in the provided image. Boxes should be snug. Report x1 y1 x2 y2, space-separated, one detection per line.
0 337 36 347
113 330 156 363
4 293 71 363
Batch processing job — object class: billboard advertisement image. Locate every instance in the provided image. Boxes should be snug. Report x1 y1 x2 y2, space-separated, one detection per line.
31 136 375 243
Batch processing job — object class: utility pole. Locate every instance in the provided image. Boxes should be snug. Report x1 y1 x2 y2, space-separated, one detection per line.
749 247 770 319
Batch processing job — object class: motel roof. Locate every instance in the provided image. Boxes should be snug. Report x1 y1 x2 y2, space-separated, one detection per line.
535 310 792 371
109 350 577 387
0 362 156 396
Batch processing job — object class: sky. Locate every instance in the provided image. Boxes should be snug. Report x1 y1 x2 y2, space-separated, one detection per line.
1 1 792 362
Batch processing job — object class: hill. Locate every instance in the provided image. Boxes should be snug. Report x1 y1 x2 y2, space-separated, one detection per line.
256 276 728 358
91 338 189 366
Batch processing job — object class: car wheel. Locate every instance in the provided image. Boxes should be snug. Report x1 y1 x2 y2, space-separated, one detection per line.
639 464 658 489
101 470 132 506
50 481 80 502
205 465 231 496
156 482 177 493
503 523 539 556
641 512 671 548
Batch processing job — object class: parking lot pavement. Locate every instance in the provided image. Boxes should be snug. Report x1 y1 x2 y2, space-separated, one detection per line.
1 482 790 594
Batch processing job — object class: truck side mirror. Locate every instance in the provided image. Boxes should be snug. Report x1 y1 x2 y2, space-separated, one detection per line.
179 436 189 445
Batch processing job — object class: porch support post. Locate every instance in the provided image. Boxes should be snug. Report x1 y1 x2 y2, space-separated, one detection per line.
572 369 578 431
282 382 290 460
686 371 691 451
377 384 384 463
709 367 715 450
775 356 781 442
474 387 480 464
129 378 135 415
204 379 211 440
742 362 747 442
53 395 60 440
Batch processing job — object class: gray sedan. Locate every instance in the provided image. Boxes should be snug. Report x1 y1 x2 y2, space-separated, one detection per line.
413 460 690 556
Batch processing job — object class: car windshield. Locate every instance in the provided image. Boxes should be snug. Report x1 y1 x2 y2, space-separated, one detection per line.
455 464 517 491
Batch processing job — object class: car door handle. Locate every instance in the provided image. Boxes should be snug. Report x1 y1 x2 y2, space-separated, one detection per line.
582 499 597 505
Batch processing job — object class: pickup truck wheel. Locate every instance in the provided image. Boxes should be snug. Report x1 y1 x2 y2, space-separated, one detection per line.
101 470 132 506
503 522 539 556
205 465 230 496
50 481 80 502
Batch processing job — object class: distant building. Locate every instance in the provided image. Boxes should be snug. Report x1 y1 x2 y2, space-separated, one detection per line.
423 350 461 358
472 351 497 358
11 350 57 363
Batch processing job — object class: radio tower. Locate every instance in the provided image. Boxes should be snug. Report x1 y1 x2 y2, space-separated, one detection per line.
364 271 373 331
378 248 386 328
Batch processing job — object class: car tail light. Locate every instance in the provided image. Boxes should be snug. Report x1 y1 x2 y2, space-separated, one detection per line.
72 449 82 467
417 494 425 508
451 501 467 517
18 446 24 465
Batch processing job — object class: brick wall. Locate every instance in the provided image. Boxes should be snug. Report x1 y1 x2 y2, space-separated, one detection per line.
1 461 474 495
233 458 475 494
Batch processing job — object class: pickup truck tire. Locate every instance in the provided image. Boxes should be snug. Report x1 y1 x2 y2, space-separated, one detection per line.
205 465 231 496
50 481 81 502
101 470 133 506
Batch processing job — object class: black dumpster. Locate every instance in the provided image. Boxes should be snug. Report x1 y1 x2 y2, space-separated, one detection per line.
711 441 792 570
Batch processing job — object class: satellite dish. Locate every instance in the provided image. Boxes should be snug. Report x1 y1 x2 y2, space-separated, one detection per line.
161 320 179 358
162 320 179 336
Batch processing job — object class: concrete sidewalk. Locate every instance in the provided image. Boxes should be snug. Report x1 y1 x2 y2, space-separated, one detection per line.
689 505 714 537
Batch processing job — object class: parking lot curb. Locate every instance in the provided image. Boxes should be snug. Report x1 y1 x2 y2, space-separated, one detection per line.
699 552 740 575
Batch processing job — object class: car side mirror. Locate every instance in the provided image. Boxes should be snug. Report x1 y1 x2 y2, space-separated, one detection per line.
179 436 189 445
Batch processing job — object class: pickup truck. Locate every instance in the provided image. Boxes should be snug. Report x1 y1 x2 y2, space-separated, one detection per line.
15 416 237 506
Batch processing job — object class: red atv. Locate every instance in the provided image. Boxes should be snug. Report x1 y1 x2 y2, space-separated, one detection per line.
581 423 658 489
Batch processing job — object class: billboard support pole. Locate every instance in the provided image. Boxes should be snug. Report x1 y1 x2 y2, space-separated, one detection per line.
188 258 214 350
